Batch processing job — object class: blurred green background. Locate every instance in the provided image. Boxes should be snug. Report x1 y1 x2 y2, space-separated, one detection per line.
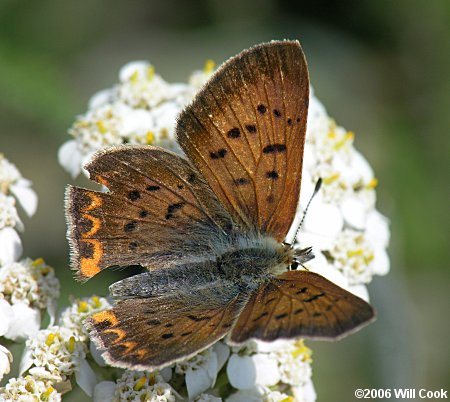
0 0 448 400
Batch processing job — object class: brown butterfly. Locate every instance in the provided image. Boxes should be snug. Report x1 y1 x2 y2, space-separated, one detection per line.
66 40 375 370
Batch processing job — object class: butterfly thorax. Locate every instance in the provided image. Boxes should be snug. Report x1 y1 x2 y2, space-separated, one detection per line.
216 236 293 287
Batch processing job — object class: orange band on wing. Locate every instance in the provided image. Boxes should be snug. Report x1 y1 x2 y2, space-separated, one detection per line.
92 310 119 325
80 239 103 278
81 192 102 212
81 213 101 238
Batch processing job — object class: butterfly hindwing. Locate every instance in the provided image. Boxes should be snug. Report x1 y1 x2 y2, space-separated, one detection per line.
230 270 375 344
177 40 309 241
66 145 233 281
86 286 245 370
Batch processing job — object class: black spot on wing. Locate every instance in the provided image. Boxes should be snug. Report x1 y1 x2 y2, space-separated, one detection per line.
303 292 325 303
263 144 286 154
128 241 138 250
275 313 288 320
257 104 267 114
187 315 210 322
266 170 279 180
124 221 137 232
252 311 269 322
234 178 249 186
227 128 241 138
128 190 140 201
146 185 160 192
161 333 174 339
165 202 184 220
210 148 227 159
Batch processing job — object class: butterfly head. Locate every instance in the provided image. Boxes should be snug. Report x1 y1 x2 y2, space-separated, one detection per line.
281 243 315 271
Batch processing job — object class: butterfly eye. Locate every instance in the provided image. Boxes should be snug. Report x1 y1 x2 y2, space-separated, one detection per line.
291 261 299 271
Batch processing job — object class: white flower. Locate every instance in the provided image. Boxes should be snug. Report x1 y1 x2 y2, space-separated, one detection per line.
0 258 59 340
58 295 111 341
226 386 292 402
176 341 229 400
0 226 22 265
322 229 389 285
194 393 223 402
292 379 317 402
270 340 312 387
57 140 84 179
112 371 176 402
68 103 128 154
0 376 62 401
0 154 37 218
3 302 41 341
117 61 173 109
93 381 116 402
0 345 12 382
0 299 14 336
58 60 203 178
20 326 93 395
227 339 313 396
188 59 215 90
0 193 23 232
0 258 60 315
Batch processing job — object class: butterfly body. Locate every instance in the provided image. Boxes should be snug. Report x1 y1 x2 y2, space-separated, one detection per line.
111 234 293 303
66 40 375 370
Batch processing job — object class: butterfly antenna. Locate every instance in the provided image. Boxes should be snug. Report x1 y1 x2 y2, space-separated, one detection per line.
291 178 322 244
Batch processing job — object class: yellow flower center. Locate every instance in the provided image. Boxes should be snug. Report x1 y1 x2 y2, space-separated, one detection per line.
96 120 107 134
368 178 378 189
134 376 147 391
78 301 89 313
347 249 364 258
146 131 155 144
32 258 45 267
203 59 215 73
91 296 101 308
292 340 313 363
45 333 55 347
130 70 139 83
40 387 55 401
323 173 340 185
68 336 76 353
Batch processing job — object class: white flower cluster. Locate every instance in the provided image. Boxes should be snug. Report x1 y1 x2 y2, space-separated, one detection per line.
58 295 111 341
58 60 215 178
0 376 62 402
0 294 111 398
288 91 390 298
54 56 390 401
0 258 60 341
0 155 50 389
0 154 37 266
226 340 315 402
91 339 314 401
94 371 177 402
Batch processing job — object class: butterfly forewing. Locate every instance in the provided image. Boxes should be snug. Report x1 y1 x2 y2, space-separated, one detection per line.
230 271 375 344
66 145 233 281
177 41 309 241
86 290 245 370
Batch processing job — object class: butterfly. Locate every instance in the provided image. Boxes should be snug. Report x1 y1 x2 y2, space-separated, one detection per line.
66 40 375 370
